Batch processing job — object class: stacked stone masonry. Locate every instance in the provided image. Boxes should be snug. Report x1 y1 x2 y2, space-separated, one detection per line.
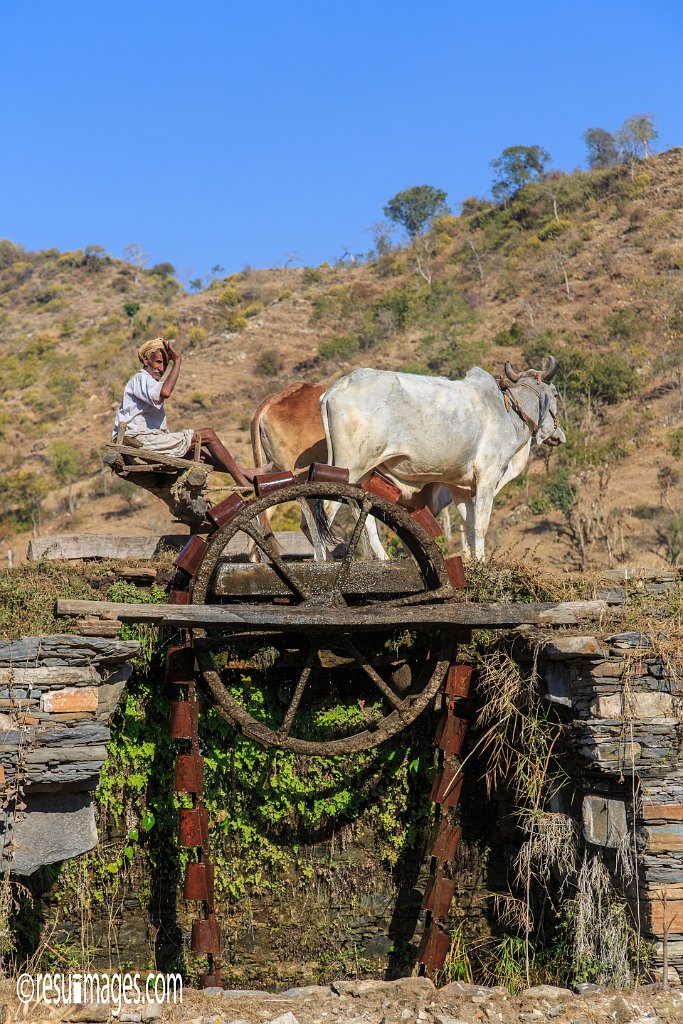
524 628 683 976
0 636 138 876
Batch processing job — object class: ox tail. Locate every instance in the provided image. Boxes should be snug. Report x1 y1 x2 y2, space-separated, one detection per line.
250 395 270 468
312 391 337 548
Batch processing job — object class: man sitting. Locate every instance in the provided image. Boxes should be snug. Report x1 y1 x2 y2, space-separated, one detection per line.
113 338 255 486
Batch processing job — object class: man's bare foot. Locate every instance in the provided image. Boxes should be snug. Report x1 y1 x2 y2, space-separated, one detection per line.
243 463 275 482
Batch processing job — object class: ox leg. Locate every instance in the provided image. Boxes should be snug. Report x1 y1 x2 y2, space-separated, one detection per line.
359 510 389 561
472 480 497 560
454 502 473 560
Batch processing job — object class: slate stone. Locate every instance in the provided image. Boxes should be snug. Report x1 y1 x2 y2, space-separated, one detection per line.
10 791 97 875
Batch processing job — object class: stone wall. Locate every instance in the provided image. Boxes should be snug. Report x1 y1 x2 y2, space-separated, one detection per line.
520 627 683 978
0 636 138 875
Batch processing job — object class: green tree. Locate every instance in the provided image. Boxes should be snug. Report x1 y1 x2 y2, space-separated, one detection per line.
150 262 176 279
48 441 80 514
583 128 619 169
383 185 449 238
0 471 48 535
490 145 551 204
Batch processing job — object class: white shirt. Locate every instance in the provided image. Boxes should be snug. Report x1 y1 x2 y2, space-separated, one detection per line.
113 369 167 438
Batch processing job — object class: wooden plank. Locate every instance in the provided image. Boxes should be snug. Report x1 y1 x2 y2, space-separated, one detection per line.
213 560 424 597
28 534 191 561
55 598 609 631
103 442 215 472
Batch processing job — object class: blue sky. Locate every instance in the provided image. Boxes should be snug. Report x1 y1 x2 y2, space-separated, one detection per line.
1 1 681 280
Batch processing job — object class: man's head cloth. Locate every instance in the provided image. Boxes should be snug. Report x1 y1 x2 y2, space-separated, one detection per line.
138 338 167 366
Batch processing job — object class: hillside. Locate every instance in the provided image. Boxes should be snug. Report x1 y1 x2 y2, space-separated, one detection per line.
1 149 682 568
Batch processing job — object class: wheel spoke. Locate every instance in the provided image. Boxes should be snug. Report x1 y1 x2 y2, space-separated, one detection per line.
332 499 371 597
277 648 316 738
342 637 404 711
240 521 310 600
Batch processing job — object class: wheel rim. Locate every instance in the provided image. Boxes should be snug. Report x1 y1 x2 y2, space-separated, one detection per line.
190 481 455 755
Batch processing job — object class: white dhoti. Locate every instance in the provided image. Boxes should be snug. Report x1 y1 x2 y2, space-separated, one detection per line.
127 428 194 458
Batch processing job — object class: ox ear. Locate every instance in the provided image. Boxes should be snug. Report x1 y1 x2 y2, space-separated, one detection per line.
541 356 558 381
504 361 521 382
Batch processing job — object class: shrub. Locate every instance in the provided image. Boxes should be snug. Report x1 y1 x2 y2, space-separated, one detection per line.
226 312 248 332
190 391 212 410
123 301 140 318
219 287 241 307
654 248 683 271
279 289 293 300
303 268 323 284
0 239 24 268
522 339 636 405
668 428 683 459
537 218 572 241
255 349 282 376
188 326 207 346
243 301 264 318
318 334 360 361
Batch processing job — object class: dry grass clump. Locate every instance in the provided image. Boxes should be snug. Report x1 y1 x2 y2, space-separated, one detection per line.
0 557 174 640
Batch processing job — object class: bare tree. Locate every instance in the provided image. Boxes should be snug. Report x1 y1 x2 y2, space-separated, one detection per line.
466 238 486 281
369 220 395 258
123 243 149 285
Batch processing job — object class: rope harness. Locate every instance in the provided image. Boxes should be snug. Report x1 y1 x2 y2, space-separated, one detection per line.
497 373 560 439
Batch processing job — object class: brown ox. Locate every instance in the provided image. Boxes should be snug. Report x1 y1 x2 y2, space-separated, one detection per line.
251 381 327 471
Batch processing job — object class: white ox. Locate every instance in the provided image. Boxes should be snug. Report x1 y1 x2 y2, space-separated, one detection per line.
319 360 565 560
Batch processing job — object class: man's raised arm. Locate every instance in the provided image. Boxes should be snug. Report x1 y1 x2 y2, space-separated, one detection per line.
160 340 182 399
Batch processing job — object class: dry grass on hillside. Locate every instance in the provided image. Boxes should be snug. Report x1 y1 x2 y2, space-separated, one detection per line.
0 150 682 569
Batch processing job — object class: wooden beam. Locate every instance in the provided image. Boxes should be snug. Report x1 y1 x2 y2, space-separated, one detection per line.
55 598 609 631
28 534 190 561
213 560 424 597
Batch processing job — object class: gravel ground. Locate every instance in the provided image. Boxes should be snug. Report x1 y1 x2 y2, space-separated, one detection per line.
6 977 683 1024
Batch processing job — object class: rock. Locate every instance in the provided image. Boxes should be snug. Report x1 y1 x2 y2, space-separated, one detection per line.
582 795 628 847
590 693 674 719
607 996 633 1024
281 986 333 998
573 983 604 995
393 978 436 997
68 1003 111 1022
139 1005 163 1021
541 637 605 659
439 982 506 997
401 1011 412 1021
270 1014 300 1024
521 986 572 999
222 990 273 997
332 978 434 998
519 1014 543 1023
119 1013 141 1022
547 1007 566 1019
9 791 97 875
434 1015 470 1024
40 687 99 713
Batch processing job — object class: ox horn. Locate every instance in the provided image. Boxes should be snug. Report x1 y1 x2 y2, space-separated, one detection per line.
504 361 521 382
541 356 558 381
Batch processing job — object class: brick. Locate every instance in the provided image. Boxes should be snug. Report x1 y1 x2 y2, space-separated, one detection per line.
40 687 98 713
